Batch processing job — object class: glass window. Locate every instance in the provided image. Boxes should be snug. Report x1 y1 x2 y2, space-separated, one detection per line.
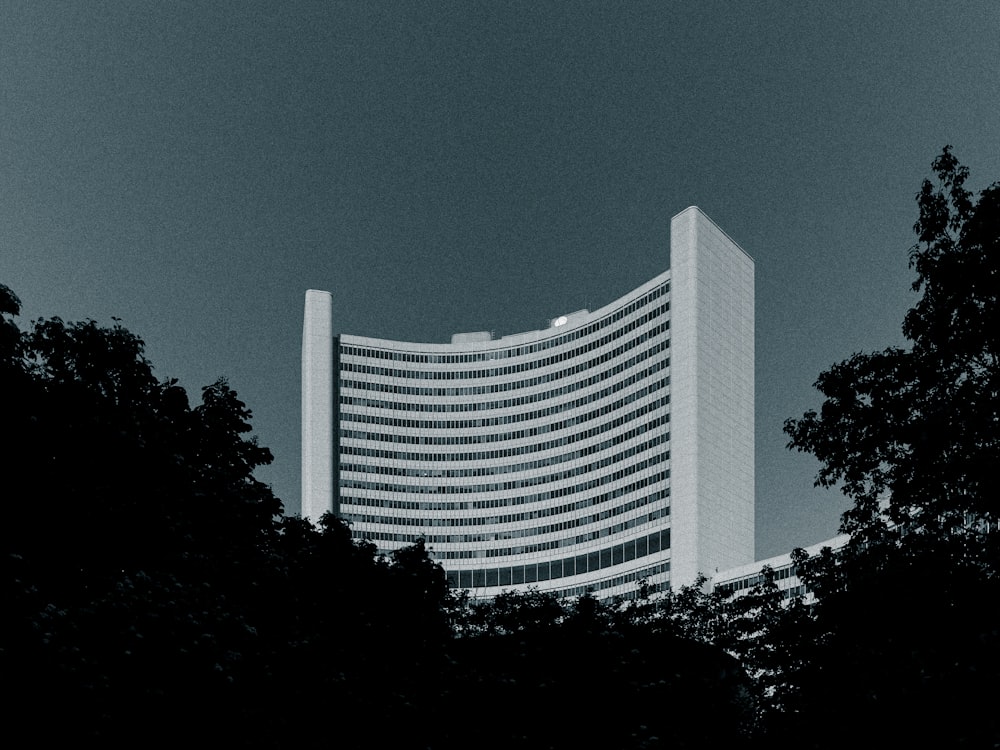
562 556 575 577
623 540 636 562
524 564 537 584
648 532 661 554
536 562 550 581
600 548 613 569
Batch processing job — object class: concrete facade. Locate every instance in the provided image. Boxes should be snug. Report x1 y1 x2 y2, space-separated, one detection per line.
301 289 334 523
301 207 755 597
713 534 850 604
669 207 755 585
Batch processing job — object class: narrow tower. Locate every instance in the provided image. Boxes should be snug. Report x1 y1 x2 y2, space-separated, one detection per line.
301 289 334 521
668 207 755 584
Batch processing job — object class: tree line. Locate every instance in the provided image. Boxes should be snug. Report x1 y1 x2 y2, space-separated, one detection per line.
2 147 997 747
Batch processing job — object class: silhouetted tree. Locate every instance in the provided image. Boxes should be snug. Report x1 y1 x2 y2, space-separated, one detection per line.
654 574 729 643
780 148 1000 748
0 297 453 747
785 145 999 546
441 587 754 749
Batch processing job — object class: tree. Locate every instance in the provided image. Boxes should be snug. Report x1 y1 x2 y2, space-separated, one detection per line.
785 146 1000 545
439 587 754 749
0 292 461 746
779 148 1000 748
654 574 729 643
0 284 23 374
1 313 281 587
0 299 289 742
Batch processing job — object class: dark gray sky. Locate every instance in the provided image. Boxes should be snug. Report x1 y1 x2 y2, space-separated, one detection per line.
3 1 998 559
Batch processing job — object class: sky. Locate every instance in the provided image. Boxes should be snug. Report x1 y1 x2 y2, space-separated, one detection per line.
3 1 998 560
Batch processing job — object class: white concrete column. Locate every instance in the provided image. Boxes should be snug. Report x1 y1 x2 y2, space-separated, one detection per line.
668 207 755 587
301 289 334 522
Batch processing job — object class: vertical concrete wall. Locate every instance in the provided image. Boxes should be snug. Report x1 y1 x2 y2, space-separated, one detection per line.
301 289 334 522
669 207 755 587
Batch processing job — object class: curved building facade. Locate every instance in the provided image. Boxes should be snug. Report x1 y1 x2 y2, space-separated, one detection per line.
302 207 754 599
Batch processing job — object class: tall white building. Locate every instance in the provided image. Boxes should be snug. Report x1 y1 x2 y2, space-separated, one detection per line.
302 207 754 598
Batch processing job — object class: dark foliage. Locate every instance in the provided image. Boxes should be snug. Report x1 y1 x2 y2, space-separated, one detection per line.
443 588 755 749
778 148 1000 748
0 304 454 746
1 297 755 748
12 143 992 746
785 146 999 537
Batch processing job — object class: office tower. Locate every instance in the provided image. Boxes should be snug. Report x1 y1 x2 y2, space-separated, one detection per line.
302 207 754 598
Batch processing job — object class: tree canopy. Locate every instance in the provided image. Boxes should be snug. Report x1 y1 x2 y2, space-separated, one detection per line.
7 147 995 746
785 146 999 543
0 298 457 745
0 290 754 748
779 147 1000 748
